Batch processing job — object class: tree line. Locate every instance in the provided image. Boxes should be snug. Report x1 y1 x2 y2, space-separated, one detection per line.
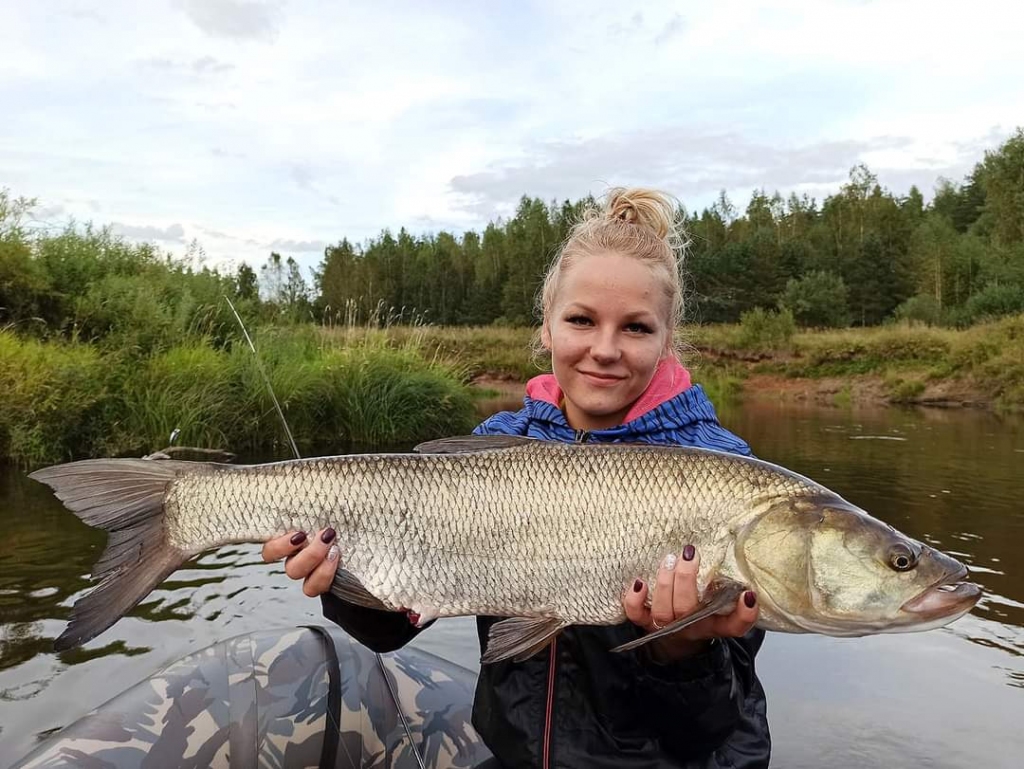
1 128 1022 354
314 128 1024 329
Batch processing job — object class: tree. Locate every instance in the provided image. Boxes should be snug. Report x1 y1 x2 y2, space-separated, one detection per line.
235 262 258 301
779 271 850 328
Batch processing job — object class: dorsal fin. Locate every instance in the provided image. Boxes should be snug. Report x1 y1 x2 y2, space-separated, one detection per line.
413 435 539 454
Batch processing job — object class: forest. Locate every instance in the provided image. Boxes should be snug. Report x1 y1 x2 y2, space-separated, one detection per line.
1 130 1022 345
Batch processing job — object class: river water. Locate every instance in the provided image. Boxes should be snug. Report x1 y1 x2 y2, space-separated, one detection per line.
0 398 1021 767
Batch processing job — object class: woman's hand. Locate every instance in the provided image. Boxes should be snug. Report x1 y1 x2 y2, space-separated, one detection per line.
261 528 340 597
622 546 759 663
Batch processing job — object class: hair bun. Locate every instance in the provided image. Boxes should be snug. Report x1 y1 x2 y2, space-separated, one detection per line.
605 187 677 243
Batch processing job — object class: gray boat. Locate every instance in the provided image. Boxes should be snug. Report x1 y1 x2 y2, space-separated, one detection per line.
11 626 493 769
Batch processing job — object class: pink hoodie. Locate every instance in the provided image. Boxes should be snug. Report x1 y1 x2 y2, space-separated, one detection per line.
524 357 693 425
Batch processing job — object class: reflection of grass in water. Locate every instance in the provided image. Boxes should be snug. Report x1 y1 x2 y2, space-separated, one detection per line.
57 640 151 666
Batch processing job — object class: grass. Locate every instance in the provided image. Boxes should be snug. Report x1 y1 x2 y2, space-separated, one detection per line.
0 327 477 465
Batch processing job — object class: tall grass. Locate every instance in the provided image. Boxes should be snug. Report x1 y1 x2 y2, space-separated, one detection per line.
0 327 477 465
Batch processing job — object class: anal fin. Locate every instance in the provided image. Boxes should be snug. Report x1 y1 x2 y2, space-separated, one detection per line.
482 616 567 664
611 578 748 654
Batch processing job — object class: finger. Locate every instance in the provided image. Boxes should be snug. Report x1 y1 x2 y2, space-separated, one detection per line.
303 544 341 597
622 578 650 626
262 531 309 563
650 552 678 630
710 591 760 638
672 544 700 618
284 527 337 581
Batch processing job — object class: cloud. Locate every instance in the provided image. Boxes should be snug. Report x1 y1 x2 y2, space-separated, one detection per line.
448 129 931 216
655 14 686 44
139 56 234 75
176 0 280 41
111 222 186 242
192 55 234 74
267 238 328 253
67 8 105 22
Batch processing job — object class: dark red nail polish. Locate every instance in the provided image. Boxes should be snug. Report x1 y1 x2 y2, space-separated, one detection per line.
633 579 643 593
321 528 337 544
290 532 307 546
744 591 756 608
407 611 421 625
682 544 696 561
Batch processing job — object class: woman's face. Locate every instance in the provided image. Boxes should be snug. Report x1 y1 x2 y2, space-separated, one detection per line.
542 251 672 431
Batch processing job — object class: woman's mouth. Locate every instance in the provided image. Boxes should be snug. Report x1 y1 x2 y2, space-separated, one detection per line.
579 371 626 386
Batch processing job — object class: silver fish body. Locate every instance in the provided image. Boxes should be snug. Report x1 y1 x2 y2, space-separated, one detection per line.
30 435 982 660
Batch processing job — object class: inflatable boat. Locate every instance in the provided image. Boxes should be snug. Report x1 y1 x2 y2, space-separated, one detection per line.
11 626 493 768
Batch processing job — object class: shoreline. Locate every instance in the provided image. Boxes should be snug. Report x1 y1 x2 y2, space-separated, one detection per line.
471 370 997 411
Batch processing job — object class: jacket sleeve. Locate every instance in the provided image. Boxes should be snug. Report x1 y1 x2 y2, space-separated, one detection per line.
320 594 431 653
639 630 770 767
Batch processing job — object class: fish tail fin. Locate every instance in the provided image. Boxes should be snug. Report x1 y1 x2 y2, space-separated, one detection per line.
29 459 196 651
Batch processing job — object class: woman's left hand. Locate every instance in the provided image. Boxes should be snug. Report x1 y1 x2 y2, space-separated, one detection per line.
622 546 759 663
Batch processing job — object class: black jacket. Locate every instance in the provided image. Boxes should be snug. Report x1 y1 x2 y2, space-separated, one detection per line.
322 598 770 768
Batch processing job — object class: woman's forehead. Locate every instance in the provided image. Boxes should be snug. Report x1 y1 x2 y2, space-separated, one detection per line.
557 252 666 306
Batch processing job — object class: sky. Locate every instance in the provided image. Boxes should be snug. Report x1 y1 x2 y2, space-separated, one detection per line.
2 0 1022 275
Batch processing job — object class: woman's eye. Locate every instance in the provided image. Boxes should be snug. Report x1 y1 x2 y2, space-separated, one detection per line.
566 315 592 326
625 322 653 334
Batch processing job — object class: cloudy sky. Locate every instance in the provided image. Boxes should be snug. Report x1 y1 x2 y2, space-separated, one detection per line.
2 0 1022 274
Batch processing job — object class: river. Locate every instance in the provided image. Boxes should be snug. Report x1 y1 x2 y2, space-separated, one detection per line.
0 397 1021 767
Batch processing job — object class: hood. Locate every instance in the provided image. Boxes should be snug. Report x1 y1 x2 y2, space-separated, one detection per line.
522 358 727 440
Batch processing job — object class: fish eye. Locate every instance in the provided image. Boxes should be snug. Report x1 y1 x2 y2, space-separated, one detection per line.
889 544 917 572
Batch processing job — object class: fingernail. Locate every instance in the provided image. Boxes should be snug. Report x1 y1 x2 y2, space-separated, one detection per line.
633 579 643 593
682 544 696 561
327 545 339 563
662 553 677 570
321 527 337 544
744 591 757 608
290 531 307 546
407 610 421 625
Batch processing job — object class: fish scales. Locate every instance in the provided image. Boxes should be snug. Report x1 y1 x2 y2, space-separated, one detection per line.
30 436 983 654
165 443 816 625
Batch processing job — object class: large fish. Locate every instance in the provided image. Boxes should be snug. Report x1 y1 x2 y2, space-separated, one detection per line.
30 436 981 662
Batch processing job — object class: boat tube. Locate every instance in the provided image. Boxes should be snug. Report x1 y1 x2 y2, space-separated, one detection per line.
12 625 494 768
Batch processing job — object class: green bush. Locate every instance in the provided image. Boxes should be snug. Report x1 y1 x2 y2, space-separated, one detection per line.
779 271 851 328
962 283 1024 324
736 308 796 352
894 294 944 326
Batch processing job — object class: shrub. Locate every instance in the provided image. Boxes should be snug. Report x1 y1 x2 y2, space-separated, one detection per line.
779 271 851 328
736 308 796 352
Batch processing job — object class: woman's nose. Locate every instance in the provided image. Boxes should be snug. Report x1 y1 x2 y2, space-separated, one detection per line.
590 330 621 363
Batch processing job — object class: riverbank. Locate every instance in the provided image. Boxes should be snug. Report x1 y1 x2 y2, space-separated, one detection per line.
3 314 1021 464
400 314 1024 411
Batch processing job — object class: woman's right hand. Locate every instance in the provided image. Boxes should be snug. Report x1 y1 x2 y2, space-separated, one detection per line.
261 528 340 597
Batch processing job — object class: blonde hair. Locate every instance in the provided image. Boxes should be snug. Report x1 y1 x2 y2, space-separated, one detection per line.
536 187 687 358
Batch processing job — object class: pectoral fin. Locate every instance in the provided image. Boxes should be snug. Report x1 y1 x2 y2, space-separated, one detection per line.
329 569 389 610
482 616 567 664
610 578 748 653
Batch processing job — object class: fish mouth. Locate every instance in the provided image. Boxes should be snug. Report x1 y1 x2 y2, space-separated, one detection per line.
900 565 982 618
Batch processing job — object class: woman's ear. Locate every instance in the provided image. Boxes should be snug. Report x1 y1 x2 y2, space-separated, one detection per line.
540 322 551 350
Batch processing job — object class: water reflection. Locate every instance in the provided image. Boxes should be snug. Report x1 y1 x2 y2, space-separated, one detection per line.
0 399 1022 767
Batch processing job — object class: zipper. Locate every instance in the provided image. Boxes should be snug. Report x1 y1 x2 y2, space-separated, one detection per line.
573 429 590 443
542 637 557 769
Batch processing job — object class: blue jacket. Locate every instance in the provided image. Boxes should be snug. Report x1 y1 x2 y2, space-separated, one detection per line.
322 384 771 768
466 385 771 769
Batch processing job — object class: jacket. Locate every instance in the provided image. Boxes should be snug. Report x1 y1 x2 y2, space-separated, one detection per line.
321 373 771 768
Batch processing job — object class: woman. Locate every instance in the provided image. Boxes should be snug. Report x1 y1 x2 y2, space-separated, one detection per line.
262 188 771 768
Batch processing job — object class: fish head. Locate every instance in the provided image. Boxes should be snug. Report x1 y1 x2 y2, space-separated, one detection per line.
736 495 982 636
